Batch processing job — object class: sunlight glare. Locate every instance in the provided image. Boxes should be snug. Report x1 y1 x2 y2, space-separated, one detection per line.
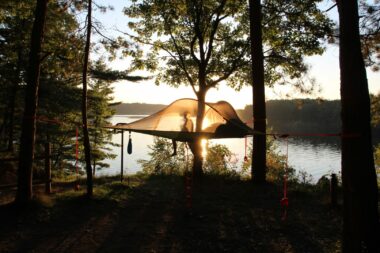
201 139 208 159
202 118 211 130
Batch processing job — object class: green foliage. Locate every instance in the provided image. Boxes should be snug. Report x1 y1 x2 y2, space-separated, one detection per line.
0 0 86 174
329 2 380 71
359 0 380 71
242 135 296 183
90 68 151 82
371 92 380 127
33 1 85 174
87 60 118 173
369 93 380 140
124 0 333 177
140 136 294 181
0 0 35 147
296 169 314 185
44 61 119 175
139 137 239 177
260 0 333 90
124 0 249 91
124 0 332 93
375 144 380 185
203 142 239 177
138 137 190 175
0 1 120 178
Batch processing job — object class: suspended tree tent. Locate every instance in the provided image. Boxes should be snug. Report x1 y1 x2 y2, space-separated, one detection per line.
106 98 254 141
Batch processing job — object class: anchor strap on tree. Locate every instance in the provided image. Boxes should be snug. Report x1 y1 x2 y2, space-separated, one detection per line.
74 126 80 190
280 134 289 221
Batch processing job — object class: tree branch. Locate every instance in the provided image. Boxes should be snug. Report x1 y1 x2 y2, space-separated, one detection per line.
324 4 337 13
90 69 151 82
190 35 200 64
208 47 248 87
205 0 226 65
166 26 195 87
92 23 116 43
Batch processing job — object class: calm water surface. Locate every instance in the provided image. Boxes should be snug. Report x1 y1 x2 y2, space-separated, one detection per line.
98 115 341 182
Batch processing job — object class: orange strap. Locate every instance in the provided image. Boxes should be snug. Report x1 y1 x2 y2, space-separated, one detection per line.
75 127 79 174
280 136 289 220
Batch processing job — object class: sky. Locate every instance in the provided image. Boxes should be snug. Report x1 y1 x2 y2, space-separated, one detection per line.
93 0 380 109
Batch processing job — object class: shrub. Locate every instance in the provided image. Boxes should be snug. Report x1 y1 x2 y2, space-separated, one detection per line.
138 137 190 175
203 143 239 178
241 135 296 183
138 137 239 177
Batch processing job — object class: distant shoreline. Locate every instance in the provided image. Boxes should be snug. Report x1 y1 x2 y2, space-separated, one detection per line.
113 115 147 118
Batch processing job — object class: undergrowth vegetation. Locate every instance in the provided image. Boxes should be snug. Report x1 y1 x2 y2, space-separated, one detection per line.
138 137 319 186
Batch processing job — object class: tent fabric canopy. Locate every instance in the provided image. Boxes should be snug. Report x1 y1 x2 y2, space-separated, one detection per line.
106 98 254 141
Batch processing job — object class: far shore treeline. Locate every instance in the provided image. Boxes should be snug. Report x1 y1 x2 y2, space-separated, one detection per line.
112 99 380 142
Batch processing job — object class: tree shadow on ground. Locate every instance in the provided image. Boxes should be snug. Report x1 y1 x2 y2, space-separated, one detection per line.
0 175 342 253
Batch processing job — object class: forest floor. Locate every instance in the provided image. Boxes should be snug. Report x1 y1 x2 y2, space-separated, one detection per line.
0 174 342 253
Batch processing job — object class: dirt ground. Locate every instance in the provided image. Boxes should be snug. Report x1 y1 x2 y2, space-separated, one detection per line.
0 175 342 253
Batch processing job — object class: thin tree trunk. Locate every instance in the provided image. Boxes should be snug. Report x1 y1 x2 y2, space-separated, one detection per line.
44 141 51 194
92 129 98 176
249 0 266 183
15 0 49 205
192 88 206 177
82 0 93 197
337 1 379 252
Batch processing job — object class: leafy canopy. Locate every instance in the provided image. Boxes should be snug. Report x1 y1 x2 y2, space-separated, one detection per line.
359 0 380 71
124 0 332 94
124 0 249 93
260 0 333 91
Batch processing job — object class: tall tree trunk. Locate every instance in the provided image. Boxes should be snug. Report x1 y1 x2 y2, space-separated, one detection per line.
193 88 206 177
93 159 96 176
249 0 266 183
337 1 379 252
82 0 93 197
15 0 49 205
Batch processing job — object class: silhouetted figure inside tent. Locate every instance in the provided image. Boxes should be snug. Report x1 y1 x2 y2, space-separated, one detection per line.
172 112 194 156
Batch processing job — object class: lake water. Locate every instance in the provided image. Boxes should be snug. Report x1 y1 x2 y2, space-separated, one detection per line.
98 115 341 182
